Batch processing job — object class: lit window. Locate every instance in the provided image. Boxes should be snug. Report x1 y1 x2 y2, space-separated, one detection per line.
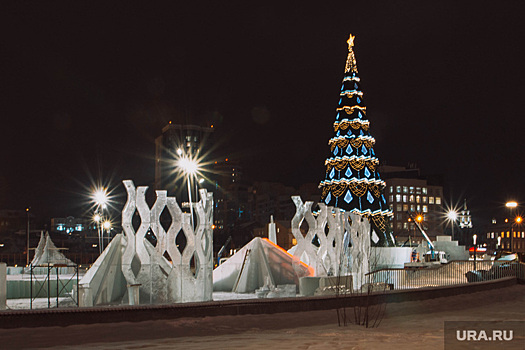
396 204 402 212
429 197 434 204
390 186 393 193
436 197 441 205
396 186 401 193
389 204 393 211
403 222 408 229
403 204 408 211
422 187 427 194
410 204 415 211
409 195 414 202
422 196 427 203
491 232 494 239
389 195 394 202
416 187 421 194
507 231 510 238
514 231 517 238
403 186 408 193
396 194 401 202
416 195 420 203
487 233 490 239
416 205 421 212
422 205 428 213
522 232 524 238
403 195 407 203
501 232 504 237
409 186 414 194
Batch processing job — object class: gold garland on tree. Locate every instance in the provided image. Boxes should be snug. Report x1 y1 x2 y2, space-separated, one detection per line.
334 120 370 132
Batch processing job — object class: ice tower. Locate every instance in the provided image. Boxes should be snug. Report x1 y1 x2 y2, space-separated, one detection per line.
319 34 394 246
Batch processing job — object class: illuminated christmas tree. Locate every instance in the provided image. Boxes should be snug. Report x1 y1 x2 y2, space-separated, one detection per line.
319 34 394 246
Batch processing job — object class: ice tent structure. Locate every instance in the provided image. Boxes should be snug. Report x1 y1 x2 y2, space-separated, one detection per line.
213 237 314 293
29 232 74 267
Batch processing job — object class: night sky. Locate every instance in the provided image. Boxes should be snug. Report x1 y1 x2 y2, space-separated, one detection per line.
1 1 524 225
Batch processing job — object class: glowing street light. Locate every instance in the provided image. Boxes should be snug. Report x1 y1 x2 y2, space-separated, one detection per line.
177 157 199 176
505 201 518 253
93 188 108 209
92 187 109 254
446 209 458 241
447 210 458 221
177 155 201 229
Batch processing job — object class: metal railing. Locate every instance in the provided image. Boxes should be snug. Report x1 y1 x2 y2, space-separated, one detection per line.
366 260 525 290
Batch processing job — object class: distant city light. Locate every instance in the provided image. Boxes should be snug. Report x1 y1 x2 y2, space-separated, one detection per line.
516 216 523 224
103 221 111 230
447 210 458 221
506 201 518 208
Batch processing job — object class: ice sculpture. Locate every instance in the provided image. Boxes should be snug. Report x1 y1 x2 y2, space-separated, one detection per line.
213 237 314 293
121 180 213 304
343 211 371 291
290 196 371 290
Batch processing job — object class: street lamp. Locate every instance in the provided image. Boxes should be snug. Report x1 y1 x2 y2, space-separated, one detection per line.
26 207 30 266
103 220 111 248
447 210 458 241
93 188 109 209
93 188 109 254
93 213 102 254
473 234 477 270
177 155 200 228
505 201 518 252
505 201 518 209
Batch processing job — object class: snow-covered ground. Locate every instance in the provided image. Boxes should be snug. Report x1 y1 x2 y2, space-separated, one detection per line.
1 284 523 349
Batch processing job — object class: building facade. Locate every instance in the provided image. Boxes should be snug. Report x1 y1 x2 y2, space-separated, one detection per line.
484 221 525 255
380 166 445 243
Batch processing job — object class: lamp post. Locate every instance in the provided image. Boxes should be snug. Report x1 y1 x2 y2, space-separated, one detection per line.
506 201 518 252
103 220 111 249
447 210 458 241
26 207 30 266
473 234 477 271
93 213 102 254
177 155 199 229
93 188 108 254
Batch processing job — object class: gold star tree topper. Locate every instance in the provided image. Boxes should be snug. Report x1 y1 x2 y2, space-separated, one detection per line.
345 34 358 73
347 34 355 50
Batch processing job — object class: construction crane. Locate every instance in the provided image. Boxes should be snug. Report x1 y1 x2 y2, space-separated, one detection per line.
216 236 232 266
407 212 435 259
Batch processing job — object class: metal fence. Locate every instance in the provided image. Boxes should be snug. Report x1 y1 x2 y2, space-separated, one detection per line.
366 260 525 290
0 253 99 267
